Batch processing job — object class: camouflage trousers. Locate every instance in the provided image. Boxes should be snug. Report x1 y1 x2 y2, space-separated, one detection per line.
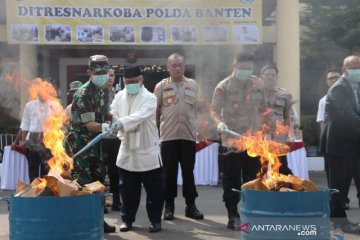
63 132 105 185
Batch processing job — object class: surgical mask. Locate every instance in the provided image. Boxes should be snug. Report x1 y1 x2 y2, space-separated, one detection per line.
347 69 360 83
235 69 253 81
125 83 140 94
92 74 109 87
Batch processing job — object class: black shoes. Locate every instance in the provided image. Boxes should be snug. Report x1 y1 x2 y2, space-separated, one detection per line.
227 216 241 230
341 223 360 234
225 203 240 230
149 223 162 233
164 205 175 220
104 221 116 233
119 222 133 232
185 205 204 220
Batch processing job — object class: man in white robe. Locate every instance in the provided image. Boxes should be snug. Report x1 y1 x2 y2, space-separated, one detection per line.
109 65 163 233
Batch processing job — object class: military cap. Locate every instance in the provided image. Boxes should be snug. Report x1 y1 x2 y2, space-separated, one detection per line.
89 55 109 74
69 81 82 91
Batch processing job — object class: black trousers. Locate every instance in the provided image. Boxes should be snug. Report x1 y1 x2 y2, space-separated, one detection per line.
26 150 46 182
101 138 121 198
222 150 260 205
279 155 293 175
118 167 164 224
26 133 51 182
327 153 360 222
161 140 198 204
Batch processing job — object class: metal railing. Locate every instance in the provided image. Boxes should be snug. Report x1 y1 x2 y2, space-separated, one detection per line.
0 134 16 163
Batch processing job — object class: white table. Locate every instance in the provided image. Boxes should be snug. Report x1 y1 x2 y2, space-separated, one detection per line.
287 144 309 179
177 142 219 186
0 146 30 190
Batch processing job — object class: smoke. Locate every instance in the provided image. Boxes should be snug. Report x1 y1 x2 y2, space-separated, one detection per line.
0 57 23 121
180 44 270 101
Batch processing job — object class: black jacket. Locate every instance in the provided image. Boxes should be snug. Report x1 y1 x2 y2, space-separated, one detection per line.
320 77 360 157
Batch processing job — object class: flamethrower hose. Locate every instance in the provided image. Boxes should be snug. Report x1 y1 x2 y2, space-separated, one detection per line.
72 124 117 159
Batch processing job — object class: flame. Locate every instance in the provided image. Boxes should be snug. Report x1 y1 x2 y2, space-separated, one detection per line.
228 124 290 188
30 79 73 176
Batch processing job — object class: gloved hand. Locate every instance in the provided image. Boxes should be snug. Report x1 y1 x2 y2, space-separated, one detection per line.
217 122 228 133
111 120 124 131
101 123 111 133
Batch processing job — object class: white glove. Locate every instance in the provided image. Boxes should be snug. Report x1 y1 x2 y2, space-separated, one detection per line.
101 123 111 133
217 122 228 133
111 120 123 131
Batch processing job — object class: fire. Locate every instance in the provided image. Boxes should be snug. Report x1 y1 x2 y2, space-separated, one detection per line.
29 79 73 176
227 124 290 188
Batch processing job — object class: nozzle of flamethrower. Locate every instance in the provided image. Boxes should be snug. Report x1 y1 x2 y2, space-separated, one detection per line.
220 129 241 147
71 124 117 159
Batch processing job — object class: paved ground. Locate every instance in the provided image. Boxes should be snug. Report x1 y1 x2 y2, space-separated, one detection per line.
1 172 359 239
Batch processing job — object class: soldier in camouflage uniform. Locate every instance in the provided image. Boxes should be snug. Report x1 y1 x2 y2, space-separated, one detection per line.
210 52 265 230
63 55 115 233
260 64 293 175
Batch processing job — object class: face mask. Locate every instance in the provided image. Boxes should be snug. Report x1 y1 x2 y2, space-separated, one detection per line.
125 83 140 94
347 69 360 83
235 69 253 81
92 74 109 87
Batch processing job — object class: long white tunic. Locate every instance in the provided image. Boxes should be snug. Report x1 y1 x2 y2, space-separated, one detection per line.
111 86 162 172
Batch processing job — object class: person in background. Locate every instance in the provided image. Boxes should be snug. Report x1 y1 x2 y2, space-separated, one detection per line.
65 81 82 122
154 53 204 222
19 79 56 182
110 66 164 233
260 64 293 175
320 55 360 234
63 55 116 233
63 81 82 132
211 52 265 230
101 68 122 212
316 71 340 184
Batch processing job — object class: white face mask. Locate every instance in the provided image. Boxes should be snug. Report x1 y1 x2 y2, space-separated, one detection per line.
125 83 140 94
347 69 360 83
235 69 253 81
92 74 109 87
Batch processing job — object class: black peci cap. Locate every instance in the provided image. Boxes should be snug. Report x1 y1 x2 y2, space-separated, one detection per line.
123 65 142 78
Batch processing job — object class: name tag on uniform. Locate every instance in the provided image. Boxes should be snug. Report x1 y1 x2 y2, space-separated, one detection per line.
81 112 95 123
163 84 173 92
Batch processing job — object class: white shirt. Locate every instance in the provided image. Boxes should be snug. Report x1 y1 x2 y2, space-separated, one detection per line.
20 98 54 133
316 95 326 123
111 86 162 172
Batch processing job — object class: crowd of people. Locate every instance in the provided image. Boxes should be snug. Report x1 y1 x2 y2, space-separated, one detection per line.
14 52 360 235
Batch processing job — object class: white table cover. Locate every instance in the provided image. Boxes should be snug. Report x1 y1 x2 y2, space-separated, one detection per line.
0 146 30 190
177 143 219 186
287 147 309 179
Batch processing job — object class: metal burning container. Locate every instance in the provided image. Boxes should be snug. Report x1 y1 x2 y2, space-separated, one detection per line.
9 193 103 240
237 188 333 240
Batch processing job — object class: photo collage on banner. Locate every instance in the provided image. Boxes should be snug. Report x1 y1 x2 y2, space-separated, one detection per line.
6 0 262 45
